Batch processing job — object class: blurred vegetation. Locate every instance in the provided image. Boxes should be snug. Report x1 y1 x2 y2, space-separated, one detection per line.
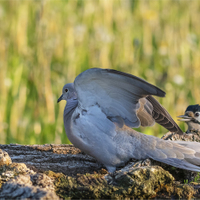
0 0 200 144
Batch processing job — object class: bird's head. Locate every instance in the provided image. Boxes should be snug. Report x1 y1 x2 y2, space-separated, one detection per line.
178 104 200 133
57 83 77 103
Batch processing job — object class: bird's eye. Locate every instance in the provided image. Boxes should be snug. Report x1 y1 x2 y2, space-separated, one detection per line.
65 88 68 92
195 112 199 117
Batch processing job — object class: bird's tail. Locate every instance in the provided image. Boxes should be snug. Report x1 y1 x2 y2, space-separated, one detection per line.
140 134 200 172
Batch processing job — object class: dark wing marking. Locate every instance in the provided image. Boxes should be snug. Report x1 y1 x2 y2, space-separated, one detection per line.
146 95 183 134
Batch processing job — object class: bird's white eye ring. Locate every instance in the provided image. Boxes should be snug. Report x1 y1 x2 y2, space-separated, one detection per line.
65 88 68 92
195 112 199 117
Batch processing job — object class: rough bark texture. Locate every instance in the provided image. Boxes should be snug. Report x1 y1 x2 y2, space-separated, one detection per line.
0 134 200 199
0 144 102 176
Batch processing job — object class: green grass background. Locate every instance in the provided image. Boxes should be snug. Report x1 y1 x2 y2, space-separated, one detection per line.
0 0 200 144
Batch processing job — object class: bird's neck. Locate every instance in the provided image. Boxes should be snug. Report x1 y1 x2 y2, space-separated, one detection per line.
64 99 78 119
191 119 200 125
186 121 200 133
63 99 78 139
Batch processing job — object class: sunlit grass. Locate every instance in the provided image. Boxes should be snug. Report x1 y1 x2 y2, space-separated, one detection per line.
0 0 200 144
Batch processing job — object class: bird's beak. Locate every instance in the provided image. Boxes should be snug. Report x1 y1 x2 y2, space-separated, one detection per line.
57 94 63 103
177 115 192 122
177 111 194 122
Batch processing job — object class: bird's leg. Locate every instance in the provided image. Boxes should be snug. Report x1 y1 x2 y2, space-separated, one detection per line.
133 158 152 168
113 158 152 174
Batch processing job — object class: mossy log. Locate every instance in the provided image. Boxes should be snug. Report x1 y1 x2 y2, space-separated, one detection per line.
0 143 200 199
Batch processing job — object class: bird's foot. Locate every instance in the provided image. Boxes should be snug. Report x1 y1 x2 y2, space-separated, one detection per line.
114 159 152 174
133 158 152 168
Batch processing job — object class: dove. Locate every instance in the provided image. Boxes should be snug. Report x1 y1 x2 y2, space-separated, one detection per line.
58 68 200 172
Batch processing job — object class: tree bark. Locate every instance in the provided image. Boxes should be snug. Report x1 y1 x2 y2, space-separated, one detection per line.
0 144 101 176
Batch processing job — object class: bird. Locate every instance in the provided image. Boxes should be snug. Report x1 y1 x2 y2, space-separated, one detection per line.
178 104 200 133
58 68 200 172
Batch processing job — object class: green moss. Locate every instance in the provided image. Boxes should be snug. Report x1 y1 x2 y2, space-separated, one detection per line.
0 165 197 199
174 184 195 199
46 166 176 199
0 163 33 189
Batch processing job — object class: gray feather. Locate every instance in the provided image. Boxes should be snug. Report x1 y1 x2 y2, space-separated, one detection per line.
137 134 200 172
58 68 191 173
74 68 166 128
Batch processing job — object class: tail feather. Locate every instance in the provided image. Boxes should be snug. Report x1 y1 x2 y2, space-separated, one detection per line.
185 157 200 166
176 141 200 152
154 157 200 172
162 141 200 171
140 134 200 171
170 149 184 159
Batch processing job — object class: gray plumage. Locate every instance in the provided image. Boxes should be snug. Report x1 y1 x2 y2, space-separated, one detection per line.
58 68 200 172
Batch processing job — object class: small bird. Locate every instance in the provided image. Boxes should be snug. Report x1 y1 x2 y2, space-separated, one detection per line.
58 68 200 172
178 104 200 133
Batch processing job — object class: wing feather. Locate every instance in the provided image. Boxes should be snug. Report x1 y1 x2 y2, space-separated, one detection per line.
74 68 165 128
146 96 183 134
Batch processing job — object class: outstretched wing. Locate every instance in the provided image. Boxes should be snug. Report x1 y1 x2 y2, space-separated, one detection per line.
74 68 165 128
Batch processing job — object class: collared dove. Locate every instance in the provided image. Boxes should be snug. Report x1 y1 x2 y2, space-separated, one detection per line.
58 68 200 172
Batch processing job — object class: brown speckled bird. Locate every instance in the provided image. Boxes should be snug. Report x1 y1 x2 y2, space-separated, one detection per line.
178 104 200 133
